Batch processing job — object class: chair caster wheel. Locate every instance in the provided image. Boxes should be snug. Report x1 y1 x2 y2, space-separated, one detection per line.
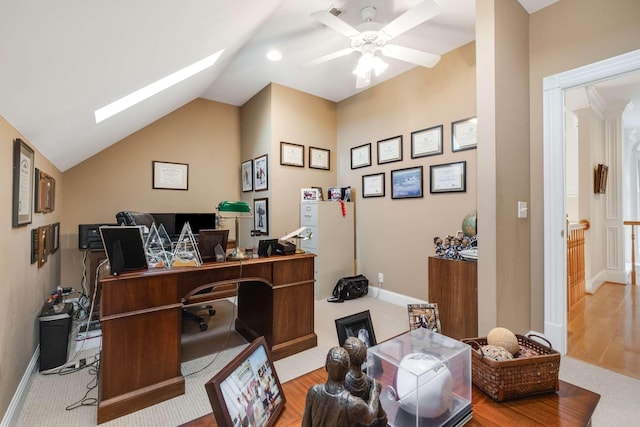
199 323 208 331
208 309 216 316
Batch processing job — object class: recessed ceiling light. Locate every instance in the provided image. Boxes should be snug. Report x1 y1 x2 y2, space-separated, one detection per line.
94 49 224 123
266 50 282 61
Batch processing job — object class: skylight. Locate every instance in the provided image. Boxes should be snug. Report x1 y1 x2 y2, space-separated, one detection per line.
95 49 224 123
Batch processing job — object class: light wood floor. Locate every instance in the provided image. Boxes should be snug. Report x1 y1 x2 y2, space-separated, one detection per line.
567 282 640 380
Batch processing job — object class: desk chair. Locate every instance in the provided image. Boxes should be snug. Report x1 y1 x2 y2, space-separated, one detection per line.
181 279 243 331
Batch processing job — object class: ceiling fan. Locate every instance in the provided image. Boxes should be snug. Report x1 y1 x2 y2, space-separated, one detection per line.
308 0 443 88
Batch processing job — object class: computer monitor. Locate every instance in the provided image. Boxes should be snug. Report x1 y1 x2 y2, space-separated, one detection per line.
99 226 148 275
198 229 229 262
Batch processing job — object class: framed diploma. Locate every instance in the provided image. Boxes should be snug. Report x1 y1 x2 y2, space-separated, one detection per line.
309 146 330 170
411 125 443 158
377 135 402 164
152 161 189 190
280 141 304 167
351 143 371 169
362 173 385 198
451 117 477 152
12 138 34 227
430 161 467 193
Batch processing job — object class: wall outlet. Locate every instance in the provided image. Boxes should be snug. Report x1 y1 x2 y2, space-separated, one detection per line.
378 272 384 283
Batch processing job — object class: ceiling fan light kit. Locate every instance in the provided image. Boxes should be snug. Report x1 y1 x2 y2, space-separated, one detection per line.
309 1 443 88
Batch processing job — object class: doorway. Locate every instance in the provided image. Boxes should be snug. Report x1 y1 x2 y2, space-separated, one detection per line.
543 48 640 355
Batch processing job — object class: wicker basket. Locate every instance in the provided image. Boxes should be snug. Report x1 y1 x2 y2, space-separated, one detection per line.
462 334 560 401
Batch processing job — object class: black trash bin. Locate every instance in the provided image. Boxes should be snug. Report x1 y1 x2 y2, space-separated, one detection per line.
39 303 74 371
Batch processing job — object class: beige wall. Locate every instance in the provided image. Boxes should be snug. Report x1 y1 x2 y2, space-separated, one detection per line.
338 42 477 299
60 98 241 286
1 116 62 417
528 0 640 330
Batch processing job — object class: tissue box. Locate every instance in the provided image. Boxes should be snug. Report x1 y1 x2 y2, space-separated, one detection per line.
367 329 472 427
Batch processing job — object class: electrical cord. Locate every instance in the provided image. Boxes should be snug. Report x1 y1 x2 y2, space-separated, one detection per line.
64 354 101 410
81 249 89 296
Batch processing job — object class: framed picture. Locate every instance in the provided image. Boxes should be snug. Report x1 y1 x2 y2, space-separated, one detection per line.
152 161 189 190
335 310 380 374
451 117 477 152
253 198 269 235
328 186 351 202
280 141 304 167
350 143 371 169
30 228 38 264
411 125 443 158
12 138 34 227
595 163 608 194
362 173 385 198
254 154 268 191
309 146 330 170
430 161 467 193
205 337 286 427
407 303 441 333
377 135 403 164
34 168 56 213
391 166 423 199
312 186 324 201
37 225 49 268
51 222 60 253
301 188 320 202
241 160 253 192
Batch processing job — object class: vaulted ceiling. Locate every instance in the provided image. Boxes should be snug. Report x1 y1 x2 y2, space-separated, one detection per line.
1 0 557 172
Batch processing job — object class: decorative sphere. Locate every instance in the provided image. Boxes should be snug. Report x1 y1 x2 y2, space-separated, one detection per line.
487 327 519 355
395 353 453 418
481 345 514 361
461 211 477 237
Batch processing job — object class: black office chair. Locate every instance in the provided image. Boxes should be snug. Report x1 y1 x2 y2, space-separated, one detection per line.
181 279 243 331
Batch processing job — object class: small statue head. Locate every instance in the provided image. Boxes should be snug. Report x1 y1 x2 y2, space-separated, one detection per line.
343 336 367 367
325 346 350 381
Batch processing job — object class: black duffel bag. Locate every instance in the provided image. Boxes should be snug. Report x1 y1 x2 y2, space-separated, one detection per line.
331 274 368 301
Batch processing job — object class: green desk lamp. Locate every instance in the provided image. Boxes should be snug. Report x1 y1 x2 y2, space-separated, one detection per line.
216 201 252 260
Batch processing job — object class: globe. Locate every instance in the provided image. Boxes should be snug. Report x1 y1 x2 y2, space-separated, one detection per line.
462 211 477 237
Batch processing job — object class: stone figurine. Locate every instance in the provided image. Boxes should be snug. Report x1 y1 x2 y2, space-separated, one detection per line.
302 346 381 427
343 337 387 427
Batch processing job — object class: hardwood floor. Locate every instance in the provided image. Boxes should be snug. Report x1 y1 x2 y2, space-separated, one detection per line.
567 282 640 380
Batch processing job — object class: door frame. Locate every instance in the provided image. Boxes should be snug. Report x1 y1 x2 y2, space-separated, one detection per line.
543 49 640 354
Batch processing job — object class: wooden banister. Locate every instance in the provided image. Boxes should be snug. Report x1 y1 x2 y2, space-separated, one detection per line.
623 221 640 286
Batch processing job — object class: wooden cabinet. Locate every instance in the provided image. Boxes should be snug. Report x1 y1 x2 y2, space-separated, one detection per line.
300 201 355 299
428 256 478 339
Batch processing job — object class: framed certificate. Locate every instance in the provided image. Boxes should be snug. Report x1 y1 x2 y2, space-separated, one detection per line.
452 117 477 152
430 161 467 193
362 173 385 198
152 161 189 190
280 141 304 167
309 146 330 170
12 138 34 227
411 125 443 158
377 135 403 164
350 143 371 169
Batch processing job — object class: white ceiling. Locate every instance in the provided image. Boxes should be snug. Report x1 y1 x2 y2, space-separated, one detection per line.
1 0 556 172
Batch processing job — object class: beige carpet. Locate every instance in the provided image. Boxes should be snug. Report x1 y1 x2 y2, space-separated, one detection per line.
15 295 640 426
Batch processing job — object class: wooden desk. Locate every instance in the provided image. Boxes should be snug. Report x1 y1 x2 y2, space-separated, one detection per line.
98 254 316 424
182 368 599 427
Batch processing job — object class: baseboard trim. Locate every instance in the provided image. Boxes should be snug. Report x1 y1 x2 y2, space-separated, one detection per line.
1 346 39 427
371 286 427 306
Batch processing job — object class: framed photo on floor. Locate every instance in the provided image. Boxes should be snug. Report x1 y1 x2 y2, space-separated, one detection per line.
205 337 286 427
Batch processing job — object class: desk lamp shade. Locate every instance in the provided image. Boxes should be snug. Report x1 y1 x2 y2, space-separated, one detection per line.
216 201 252 260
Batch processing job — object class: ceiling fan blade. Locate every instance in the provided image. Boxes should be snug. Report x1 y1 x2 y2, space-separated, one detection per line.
381 44 441 68
355 73 372 89
311 10 360 38
304 47 354 66
381 0 443 40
